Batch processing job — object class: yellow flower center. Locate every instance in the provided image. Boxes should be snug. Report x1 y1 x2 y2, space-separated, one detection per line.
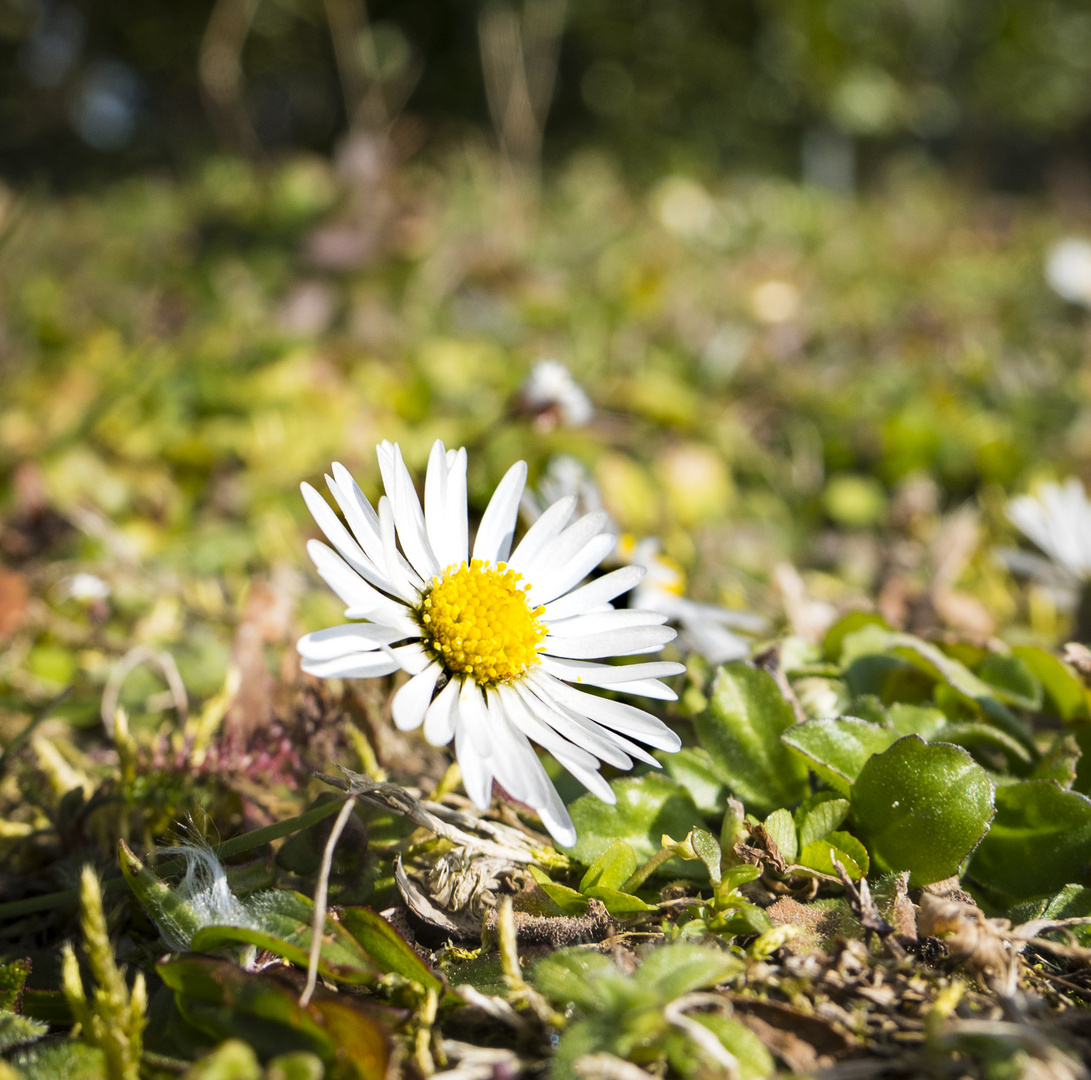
418 559 546 686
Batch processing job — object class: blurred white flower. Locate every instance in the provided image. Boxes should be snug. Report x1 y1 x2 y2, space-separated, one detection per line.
1006 478 1091 586
1045 239 1091 308
524 456 764 663
68 572 110 601
298 440 682 846
518 360 593 429
617 535 764 664
520 455 604 525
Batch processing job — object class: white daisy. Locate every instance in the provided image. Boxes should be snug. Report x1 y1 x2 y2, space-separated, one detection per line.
296 440 684 847
518 360 593 429
1046 239 1091 308
1006 478 1091 584
618 536 764 664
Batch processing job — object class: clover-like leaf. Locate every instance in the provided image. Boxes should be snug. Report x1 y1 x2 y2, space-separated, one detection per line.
851 735 995 886
695 663 808 815
567 774 707 877
782 717 899 795
968 781 1091 899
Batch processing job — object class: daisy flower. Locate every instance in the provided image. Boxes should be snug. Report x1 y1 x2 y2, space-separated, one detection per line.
1006 478 1091 585
297 440 684 846
517 360 593 429
1046 239 1091 309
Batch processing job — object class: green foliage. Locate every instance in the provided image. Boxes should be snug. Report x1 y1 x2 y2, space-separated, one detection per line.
694 663 809 815
157 958 390 1080
969 782 1091 900
531 944 764 1079
566 775 707 878
851 737 995 886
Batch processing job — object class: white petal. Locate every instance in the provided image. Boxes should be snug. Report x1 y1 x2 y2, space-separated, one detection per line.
455 716 493 808
522 510 608 582
508 494 577 573
297 623 410 660
378 495 422 602
543 565 646 620
392 445 439 580
545 609 668 637
459 679 494 758
445 448 469 567
302 484 397 595
485 690 552 808
514 682 633 769
473 461 528 564
540 657 686 685
528 533 617 606
534 785 577 848
498 684 616 803
327 464 385 566
301 653 403 679
543 624 677 659
530 671 681 751
424 441 451 567
306 540 403 616
392 664 441 732
391 641 432 675
424 677 460 746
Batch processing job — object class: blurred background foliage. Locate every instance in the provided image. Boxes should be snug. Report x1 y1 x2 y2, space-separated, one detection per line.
4 0 1091 866
3 0 1091 184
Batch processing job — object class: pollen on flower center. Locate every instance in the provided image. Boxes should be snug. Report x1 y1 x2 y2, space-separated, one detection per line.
418 558 546 686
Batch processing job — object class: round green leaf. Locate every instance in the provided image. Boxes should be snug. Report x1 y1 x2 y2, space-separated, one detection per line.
782 717 900 795
567 775 706 876
968 781 1091 899
850 735 995 886
695 663 808 815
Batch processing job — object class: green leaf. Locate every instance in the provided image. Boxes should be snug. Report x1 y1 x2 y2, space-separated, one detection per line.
0 958 30 1012
0 1009 47 1052
530 949 616 1012
695 663 808 815
686 1015 775 1080
976 654 1042 711
1031 733 1080 788
1012 646 1091 721
823 612 890 663
580 839 638 892
633 943 742 1001
567 775 707 877
798 831 869 880
189 890 380 986
888 703 948 740
583 886 657 915
798 796 851 847
9 1041 105 1080
1013 885 1091 945
158 957 391 1078
527 866 590 915
886 635 1036 755
118 838 206 950
762 808 798 863
782 718 899 795
968 781 1091 899
851 735 995 886
935 722 1034 769
337 907 448 996
663 747 731 816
